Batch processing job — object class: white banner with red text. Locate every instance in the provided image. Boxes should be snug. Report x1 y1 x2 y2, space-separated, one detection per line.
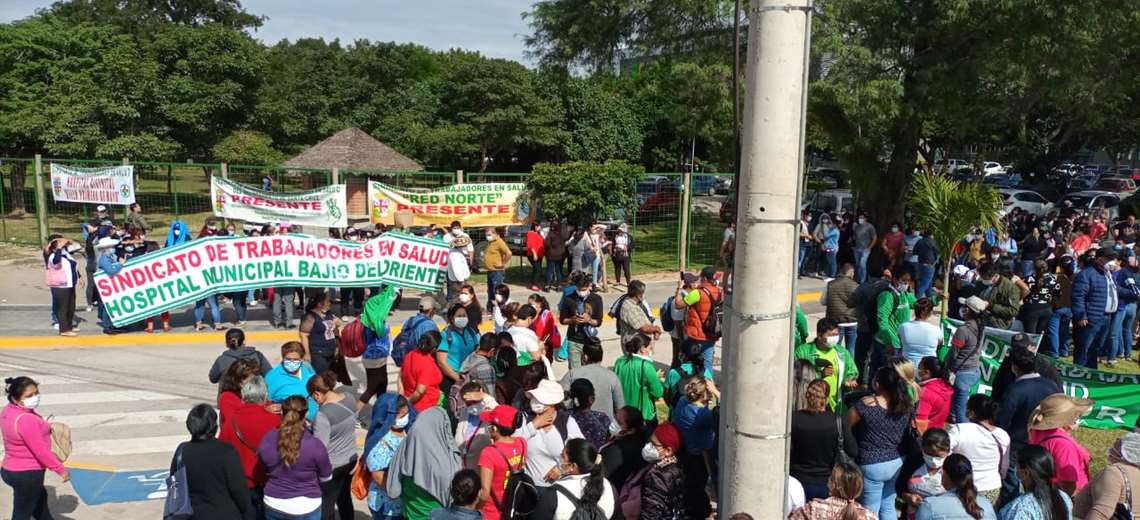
94 233 448 326
50 164 136 205
210 176 347 228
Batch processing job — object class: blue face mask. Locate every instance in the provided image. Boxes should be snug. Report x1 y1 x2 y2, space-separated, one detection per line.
283 360 302 373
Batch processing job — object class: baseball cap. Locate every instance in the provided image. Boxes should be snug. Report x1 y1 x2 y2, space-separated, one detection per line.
480 405 520 429
1010 333 1034 351
95 205 107 212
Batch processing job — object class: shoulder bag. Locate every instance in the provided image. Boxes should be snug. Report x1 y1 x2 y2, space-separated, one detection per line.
833 412 853 465
1111 464 1134 520
163 443 193 520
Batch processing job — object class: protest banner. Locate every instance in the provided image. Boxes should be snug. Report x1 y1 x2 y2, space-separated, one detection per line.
93 233 448 327
367 181 534 227
50 164 136 205
210 176 347 228
942 319 1140 430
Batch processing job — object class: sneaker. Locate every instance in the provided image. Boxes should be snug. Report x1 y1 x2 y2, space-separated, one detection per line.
60 331 78 337
234 321 247 328
250 299 259 306
195 323 207 331
53 323 59 330
85 306 94 313
213 324 228 331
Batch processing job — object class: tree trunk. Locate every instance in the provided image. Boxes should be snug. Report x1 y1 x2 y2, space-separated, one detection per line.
868 114 923 228
479 142 489 173
6 160 27 216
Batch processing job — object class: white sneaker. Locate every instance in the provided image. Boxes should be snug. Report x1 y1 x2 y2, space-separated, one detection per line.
53 323 59 330
85 306 94 312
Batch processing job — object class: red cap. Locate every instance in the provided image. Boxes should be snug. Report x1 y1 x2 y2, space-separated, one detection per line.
653 421 683 453
480 405 520 428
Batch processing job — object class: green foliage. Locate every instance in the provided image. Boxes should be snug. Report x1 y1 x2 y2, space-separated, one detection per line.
210 131 285 165
549 75 643 162
528 160 644 224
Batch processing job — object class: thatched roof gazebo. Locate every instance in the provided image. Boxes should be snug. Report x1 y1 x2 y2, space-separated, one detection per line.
284 127 423 218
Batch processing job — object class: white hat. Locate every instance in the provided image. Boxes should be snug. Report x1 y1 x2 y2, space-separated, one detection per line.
526 379 566 406
952 265 969 277
94 237 120 250
958 295 988 314
95 205 107 213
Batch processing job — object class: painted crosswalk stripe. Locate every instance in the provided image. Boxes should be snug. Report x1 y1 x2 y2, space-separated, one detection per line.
44 390 182 405
73 435 187 456
22 374 85 385
51 409 191 429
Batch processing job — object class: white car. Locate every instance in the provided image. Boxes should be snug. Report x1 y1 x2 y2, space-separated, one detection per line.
998 189 1053 216
983 162 1006 175
1060 191 1122 220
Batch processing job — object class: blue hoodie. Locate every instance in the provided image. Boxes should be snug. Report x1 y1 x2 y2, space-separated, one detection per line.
165 220 191 248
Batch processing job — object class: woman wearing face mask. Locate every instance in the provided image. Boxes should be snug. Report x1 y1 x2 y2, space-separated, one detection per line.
528 294 562 363
520 379 584 491
257 396 331 520
901 428 952 518
613 335 665 430
266 342 319 422
401 330 444 412
490 285 513 333
306 371 358 520
2 377 69 520
1072 431 1140 520
1027 394 1093 497
915 356 954 431
299 292 342 377
948 296 987 424
533 438 617 520
637 421 687 519
915 454 996 519
814 213 841 278
44 235 81 337
998 444 1073 520
438 304 480 396
882 221 907 266
457 283 484 330
849 366 916 520
365 395 413 520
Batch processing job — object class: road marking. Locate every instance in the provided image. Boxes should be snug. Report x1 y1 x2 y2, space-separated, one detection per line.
797 291 821 303
72 435 186 456
52 409 191 429
43 390 182 405
17 374 86 385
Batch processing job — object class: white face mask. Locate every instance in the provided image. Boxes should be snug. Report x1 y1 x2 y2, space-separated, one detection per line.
891 226 900 233
393 414 409 430
577 290 590 299
454 317 469 329
485 235 494 242
641 442 660 462
22 395 40 409
825 335 840 346
923 454 945 469
857 218 866 225
1106 260 1118 270
495 294 505 303
458 293 472 304
530 400 547 414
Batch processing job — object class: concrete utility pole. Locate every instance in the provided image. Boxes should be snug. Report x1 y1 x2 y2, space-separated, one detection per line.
718 0 813 516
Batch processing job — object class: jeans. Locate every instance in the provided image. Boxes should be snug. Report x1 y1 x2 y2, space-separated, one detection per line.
1121 302 1137 359
591 255 602 285
1107 307 1128 360
799 242 815 275
319 458 357 520
917 263 936 298
99 300 114 331
529 257 543 287
231 291 248 323
266 506 321 520
951 367 981 423
998 440 1025 509
838 325 858 352
546 258 564 288
1046 306 1072 357
487 270 505 305
698 341 716 370
2 468 51 520
859 457 903 520
195 294 222 325
1074 316 1111 369
50 290 59 325
1020 260 1035 279
854 248 870 283
824 250 838 277
85 258 98 307
273 291 296 327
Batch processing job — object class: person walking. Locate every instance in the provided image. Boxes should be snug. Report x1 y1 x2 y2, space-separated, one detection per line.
848 366 915 520
558 271 602 368
306 372 358 520
257 396 332 520
1071 247 1118 369
559 338 624 421
613 335 664 429
218 376 281 518
387 408 463 520
526 223 545 292
532 438 617 520
1072 431 1140 520
175 404 254 520
996 347 1061 507
824 263 860 349
790 379 858 503
2 377 69 520
209 329 272 390
483 226 512 306
401 330 444 412
915 454 997 519
998 445 1074 519
949 395 1010 505
789 462 877 519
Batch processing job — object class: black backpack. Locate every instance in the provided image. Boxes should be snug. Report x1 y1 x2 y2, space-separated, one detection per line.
863 279 899 334
659 296 675 333
552 483 608 520
491 444 538 519
699 287 723 341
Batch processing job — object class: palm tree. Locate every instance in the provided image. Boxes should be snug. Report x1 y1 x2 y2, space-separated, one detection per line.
908 172 1004 316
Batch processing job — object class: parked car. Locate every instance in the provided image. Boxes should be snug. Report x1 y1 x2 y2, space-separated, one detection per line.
715 176 733 194
687 176 721 196
981 174 1022 188
1060 191 1122 219
636 180 659 204
801 189 855 217
1092 177 1136 195
638 183 681 217
982 162 1006 175
934 158 970 173
998 189 1054 216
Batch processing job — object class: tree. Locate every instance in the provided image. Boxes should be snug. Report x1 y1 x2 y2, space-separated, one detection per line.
47 0 263 33
908 172 1003 316
548 75 643 162
211 131 286 165
528 160 644 225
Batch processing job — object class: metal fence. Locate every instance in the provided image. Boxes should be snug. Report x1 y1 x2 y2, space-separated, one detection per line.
0 156 733 275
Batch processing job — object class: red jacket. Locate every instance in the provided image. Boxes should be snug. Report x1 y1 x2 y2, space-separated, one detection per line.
530 308 562 358
686 282 721 341
917 378 954 430
526 230 545 260
218 402 282 488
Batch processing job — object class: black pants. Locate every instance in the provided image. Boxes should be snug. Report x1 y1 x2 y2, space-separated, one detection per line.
854 330 874 385
320 458 357 520
311 350 336 377
1021 304 1052 335
84 259 97 307
51 287 76 333
2 468 51 520
529 257 543 287
681 452 712 520
612 255 631 284
250 484 266 520
360 366 390 405
340 288 364 314
670 336 684 370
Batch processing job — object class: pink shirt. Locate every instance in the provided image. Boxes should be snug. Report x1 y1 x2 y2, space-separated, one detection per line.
1030 427 1090 492
1 403 65 475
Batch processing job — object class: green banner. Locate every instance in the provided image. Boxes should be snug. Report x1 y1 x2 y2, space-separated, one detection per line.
93 232 448 327
942 319 1139 430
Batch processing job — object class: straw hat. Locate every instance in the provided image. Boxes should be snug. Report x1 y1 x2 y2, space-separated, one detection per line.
451 234 472 248
1028 393 1094 430
958 295 988 315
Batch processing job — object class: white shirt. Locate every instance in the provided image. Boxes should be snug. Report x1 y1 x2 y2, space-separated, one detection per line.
948 422 1010 491
447 247 471 282
508 325 542 363
547 474 617 520
786 475 805 513
613 234 629 254
517 416 584 488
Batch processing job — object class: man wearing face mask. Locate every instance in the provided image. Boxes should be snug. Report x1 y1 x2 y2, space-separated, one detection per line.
446 234 473 303
853 212 877 283
482 226 512 306
1045 256 1076 357
976 262 1022 330
518 380 583 491
1071 247 1118 369
559 272 603 368
794 318 858 411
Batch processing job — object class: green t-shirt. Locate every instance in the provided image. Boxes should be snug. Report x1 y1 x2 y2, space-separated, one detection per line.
400 476 443 520
818 348 840 410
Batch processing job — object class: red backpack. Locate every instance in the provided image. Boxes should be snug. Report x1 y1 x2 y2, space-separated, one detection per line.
339 319 366 358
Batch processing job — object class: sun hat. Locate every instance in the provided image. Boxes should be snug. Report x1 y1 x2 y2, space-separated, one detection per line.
480 405 520 428
1109 432 1140 466
525 379 566 406
94 237 120 250
451 234 472 248
95 205 107 213
958 295 988 315
1028 393 1094 430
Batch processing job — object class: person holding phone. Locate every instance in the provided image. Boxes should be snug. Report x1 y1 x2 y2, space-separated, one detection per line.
794 318 859 411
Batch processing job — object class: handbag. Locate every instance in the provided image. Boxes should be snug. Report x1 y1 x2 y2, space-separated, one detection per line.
1111 464 1134 520
350 457 371 501
833 413 853 465
163 443 193 520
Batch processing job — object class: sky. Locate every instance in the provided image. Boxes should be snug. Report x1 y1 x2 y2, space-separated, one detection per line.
0 0 534 63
